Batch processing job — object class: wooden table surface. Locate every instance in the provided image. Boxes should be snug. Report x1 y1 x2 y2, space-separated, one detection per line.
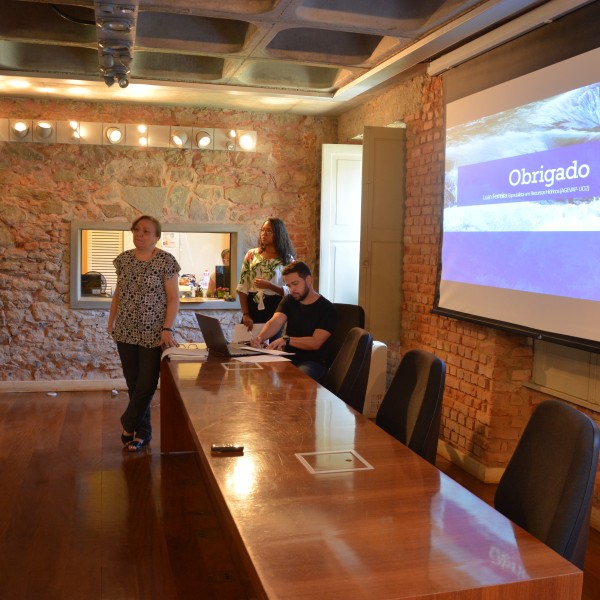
160 357 582 600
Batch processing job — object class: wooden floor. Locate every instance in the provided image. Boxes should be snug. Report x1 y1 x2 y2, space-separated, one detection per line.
0 390 598 600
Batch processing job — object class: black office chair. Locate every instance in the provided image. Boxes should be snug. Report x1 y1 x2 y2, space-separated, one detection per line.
375 349 446 465
328 303 365 365
323 327 373 413
494 399 599 569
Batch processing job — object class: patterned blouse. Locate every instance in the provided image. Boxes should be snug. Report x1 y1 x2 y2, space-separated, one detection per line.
236 247 286 310
112 249 180 348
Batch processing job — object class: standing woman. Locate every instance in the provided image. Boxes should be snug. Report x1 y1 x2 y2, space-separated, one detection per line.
108 215 180 452
237 218 295 335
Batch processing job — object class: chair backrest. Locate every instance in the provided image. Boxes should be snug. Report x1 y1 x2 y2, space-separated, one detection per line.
323 327 373 413
494 399 600 569
328 303 366 365
375 349 446 465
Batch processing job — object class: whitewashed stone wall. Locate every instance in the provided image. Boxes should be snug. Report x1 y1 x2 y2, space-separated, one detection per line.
0 98 337 383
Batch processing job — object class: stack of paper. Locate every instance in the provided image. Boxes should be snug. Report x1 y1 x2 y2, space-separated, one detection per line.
161 345 208 361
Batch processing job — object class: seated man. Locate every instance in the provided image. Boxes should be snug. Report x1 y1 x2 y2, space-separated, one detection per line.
252 261 337 382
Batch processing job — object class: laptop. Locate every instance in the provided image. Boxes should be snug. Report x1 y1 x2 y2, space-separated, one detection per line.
195 313 267 357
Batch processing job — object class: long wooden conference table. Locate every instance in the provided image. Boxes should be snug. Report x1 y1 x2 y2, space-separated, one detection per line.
160 355 582 600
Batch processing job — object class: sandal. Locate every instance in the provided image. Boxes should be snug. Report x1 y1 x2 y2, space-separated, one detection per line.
121 432 134 446
126 438 150 452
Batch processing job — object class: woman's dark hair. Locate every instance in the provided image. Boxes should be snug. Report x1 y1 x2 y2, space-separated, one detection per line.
131 215 161 237
259 218 295 265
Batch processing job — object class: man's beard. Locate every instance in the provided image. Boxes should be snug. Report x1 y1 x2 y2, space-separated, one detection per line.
293 285 309 302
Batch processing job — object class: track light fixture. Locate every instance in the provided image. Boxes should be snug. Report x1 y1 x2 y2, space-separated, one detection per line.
34 121 54 140
195 130 212 148
105 126 123 144
70 121 81 141
1 119 256 151
170 127 191 148
137 124 147 146
12 121 29 138
171 131 187 147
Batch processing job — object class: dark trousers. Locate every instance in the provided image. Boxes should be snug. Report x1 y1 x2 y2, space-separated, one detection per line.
292 359 328 383
117 342 162 440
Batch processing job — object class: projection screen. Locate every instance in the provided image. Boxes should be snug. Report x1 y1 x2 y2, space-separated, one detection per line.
435 46 600 349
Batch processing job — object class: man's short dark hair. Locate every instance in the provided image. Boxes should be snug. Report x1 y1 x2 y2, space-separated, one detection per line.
282 260 312 279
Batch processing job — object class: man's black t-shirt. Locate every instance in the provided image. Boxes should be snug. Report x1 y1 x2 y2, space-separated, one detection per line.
277 294 337 365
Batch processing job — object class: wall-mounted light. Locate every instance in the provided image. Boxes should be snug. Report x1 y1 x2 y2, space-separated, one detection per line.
105 125 124 145
34 120 55 142
194 129 212 149
171 129 187 147
137 124 147 146
54 120 80 144
237 130 257 152
69 121 80 140
225 129 237 150
12 120 30 139
169 127 191 148
1 118 256 152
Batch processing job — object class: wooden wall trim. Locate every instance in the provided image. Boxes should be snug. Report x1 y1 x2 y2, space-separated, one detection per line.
0 379 127 393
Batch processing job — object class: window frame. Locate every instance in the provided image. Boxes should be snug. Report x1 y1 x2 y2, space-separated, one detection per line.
70 220 242 310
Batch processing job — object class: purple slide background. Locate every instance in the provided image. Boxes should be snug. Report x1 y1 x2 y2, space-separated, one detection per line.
442 231 600 301
458 141 600 207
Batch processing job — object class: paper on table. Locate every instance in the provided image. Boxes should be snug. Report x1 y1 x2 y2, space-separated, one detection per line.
233 354 291 363
233 323 266 343
161 344 208 361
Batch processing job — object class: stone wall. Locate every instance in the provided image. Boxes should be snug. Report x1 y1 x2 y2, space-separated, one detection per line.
0 97 337 382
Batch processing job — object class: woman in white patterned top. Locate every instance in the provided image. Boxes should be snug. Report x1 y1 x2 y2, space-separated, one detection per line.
108 215 180 452
237 218 295 339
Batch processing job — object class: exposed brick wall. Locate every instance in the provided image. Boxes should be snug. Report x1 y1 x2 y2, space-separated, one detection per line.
340 73 599 512
0 97 337 381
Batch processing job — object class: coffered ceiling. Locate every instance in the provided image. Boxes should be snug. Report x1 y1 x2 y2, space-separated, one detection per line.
0 0 589 115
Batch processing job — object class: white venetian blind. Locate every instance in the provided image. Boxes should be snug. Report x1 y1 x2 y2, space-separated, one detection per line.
87 230 123 295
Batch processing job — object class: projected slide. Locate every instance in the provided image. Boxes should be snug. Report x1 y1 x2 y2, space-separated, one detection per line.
438 47 600 344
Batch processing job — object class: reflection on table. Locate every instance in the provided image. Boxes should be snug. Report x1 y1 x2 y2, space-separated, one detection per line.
160 358 582 600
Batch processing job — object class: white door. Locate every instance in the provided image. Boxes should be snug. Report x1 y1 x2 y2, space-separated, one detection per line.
319 144 363 302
